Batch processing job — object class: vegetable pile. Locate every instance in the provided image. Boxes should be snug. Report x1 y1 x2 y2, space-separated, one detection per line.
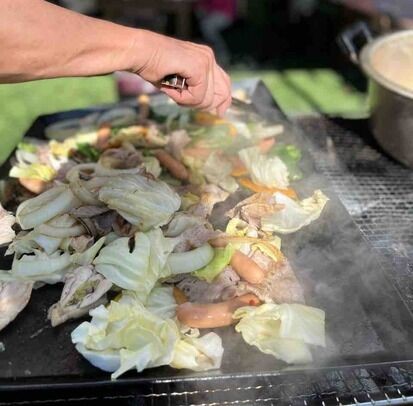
0 96 328 379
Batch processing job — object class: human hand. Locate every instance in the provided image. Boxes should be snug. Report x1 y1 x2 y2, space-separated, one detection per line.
130 30 232 116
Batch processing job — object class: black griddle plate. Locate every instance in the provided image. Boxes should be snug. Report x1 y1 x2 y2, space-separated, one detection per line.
1 82 413 402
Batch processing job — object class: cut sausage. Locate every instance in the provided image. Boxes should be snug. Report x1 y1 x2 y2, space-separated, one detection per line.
230 250 266 284
19 178 47 195
154 149 189 180
176 293 260 328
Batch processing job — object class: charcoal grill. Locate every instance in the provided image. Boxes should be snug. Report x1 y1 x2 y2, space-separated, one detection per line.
1 81 413 405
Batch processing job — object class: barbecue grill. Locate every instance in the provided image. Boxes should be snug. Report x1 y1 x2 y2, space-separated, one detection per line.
1 80 412 406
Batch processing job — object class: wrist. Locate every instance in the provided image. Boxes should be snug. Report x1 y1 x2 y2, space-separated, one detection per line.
125 29 159 74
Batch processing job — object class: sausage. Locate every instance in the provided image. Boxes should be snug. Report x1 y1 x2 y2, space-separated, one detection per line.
154 149 189 180
19 178 47 194
258 137 275 153
230 250 266 284
176 294 260 328
97 124 111 150
173 287 188 305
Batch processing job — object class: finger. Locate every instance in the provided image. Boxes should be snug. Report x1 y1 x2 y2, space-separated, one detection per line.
209 64 232 116
191 45 215 110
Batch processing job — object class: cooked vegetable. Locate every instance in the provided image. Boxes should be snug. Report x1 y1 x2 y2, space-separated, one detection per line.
202 152 238 193
238 178 297 199
167 243 214 275
0 250 72 284
0 204 15 246
0 280 33 332
94 229 176 302
145 285 177 319
98 174 180 231
71 292 180 379
193 244 235 283
76 143 101 162
233 303 325 364
16 184 80 230
270 144 303 181
170 331 223 371
261 190 329 234
1 95 328 378
10 163 56 182
239 147 289 189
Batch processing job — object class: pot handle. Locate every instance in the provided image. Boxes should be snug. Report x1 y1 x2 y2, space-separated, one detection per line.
337 22 373 64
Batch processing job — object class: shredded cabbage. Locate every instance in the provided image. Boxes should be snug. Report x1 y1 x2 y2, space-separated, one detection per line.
261 190 329 234
192 244 235 282
98 174 181 231
233 303 325 364
239 147 289 189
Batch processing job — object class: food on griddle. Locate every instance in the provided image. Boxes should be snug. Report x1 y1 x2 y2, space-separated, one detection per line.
0 96 328 379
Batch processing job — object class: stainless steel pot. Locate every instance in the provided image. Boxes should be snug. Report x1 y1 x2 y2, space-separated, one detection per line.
340 24 413 168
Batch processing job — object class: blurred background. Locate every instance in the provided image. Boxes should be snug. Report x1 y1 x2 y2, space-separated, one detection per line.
2 0 413 162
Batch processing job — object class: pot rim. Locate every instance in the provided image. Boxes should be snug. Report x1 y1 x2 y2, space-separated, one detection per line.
360 30 413 100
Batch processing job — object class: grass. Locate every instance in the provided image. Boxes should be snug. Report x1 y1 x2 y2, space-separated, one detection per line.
0 70 367 164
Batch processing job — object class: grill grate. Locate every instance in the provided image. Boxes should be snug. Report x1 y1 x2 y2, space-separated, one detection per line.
295 116 413 313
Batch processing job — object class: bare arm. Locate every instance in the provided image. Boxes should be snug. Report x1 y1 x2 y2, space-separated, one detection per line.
0 0 231 114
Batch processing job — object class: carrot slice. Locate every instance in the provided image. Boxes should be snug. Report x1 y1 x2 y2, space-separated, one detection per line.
238 177 297 199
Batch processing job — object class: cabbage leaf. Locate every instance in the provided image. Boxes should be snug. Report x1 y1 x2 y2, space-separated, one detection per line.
72 291 223 378
261 190 328 234
0 204 15 246
16 184 80 230
98 174 180 231
93 229 177 302
0 250 72 284
9 163 56 182
239 147 289 189
202 152 238 193
170 331 223 371
71 292 180 379
233 303 325 364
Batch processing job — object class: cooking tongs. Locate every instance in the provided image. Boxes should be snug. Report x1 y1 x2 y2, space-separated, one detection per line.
161 74 254 112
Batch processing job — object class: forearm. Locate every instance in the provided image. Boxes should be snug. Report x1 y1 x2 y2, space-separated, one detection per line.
0 0 143 82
